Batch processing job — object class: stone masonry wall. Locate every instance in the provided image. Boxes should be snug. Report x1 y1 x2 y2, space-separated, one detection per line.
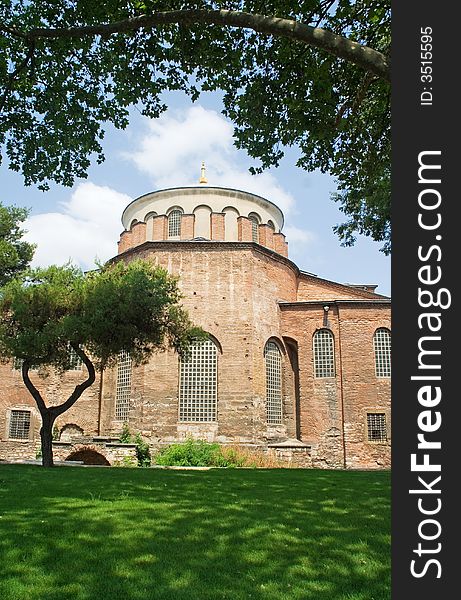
280 302 390 469
101 244 299 447
0 239 390 469
0 363 101 461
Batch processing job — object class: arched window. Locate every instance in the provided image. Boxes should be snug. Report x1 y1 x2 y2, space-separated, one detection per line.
168 209 183 238
248 212 260 243
267 220 275 230
60 424 84 442
313 329 335 378
265 341 282 424
374 328 391 377
115 350 132 420
179 339 218 422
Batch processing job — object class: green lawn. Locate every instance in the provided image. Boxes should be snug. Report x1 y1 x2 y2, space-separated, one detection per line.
0 465 390 600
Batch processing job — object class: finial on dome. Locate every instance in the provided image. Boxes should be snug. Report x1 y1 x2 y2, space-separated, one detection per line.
199 161 208 184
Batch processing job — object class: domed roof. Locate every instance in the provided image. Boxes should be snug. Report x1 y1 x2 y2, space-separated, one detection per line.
121 185 285 233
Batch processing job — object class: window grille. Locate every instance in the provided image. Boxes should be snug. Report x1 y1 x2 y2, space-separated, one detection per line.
265 341 282 424
313 329 335 377
179 339 218 422
249 215 259 242
374 328 391 377
12 357 38 371
67 344 83 370
115 350 132 421
12 357 23 370
168 209 182 237
9 410 31 439
367 413 387 442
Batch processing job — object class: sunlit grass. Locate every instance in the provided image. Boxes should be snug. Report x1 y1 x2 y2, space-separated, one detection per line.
0 465 390 600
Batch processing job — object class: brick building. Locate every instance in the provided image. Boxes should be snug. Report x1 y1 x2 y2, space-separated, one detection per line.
0 180 391 468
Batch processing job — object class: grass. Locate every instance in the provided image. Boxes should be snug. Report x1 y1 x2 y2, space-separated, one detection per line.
0 465 390 600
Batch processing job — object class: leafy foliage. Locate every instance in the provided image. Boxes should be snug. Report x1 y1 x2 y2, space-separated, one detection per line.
117 423 152 467
0 1 391 251
0 259 204 370
119 422 132 444
0 258 204 465
0 202 35 287
155 439 224 467
154 438 283 468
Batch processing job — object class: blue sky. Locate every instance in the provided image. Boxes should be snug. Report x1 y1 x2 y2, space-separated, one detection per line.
1 91 390 296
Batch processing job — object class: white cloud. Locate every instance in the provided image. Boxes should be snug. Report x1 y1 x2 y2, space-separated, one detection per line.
283 224 317 268
125 106 297 215
25 105 314 268
128 105 234 183
25 182 130 269
283 225 315 245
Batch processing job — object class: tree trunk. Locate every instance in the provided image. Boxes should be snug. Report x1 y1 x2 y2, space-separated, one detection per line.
21 348 96 467
40 411 56 467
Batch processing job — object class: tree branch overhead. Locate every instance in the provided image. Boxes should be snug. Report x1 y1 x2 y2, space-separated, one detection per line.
23 10 389 82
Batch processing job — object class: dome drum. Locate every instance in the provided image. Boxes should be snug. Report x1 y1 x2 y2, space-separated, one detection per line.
118 186 288 256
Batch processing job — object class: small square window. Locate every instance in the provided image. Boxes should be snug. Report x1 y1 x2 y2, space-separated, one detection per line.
367 413 387 442
9 410 31 440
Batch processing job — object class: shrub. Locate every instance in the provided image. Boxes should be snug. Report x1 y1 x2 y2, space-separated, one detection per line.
155 439 222 467
154 440 286 468
119 422 132 443
134 433 151 467
117 424 151 467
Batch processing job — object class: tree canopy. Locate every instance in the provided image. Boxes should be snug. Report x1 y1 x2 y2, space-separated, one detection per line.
0 1 391 251
0 202 35 286
0 259 204 466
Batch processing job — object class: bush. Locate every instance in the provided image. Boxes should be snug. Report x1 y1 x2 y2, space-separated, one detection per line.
117 424 151 467
134 433 151 467
119 422 132 443
155 439 222 467
154 439 286 468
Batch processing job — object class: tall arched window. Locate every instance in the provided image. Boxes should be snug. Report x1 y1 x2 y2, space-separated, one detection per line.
265 341 282 424
115 350 132 420
374 328 391 377
313 329 335 378
179 339 218 422
168 208 183 238
248 212 260 243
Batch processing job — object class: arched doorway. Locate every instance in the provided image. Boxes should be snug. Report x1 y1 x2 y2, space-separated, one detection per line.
66 448 110 465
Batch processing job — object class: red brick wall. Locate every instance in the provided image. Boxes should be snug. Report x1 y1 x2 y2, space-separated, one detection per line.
0 240 390 469
101 244 299 446
117 230 132 254
238 216 253 242
0 363 101 461
258 224 274 250
273 233 288 258
131 221 146 246
210 213 225 241
297 273 388 301
280 303 390 468
180 214 195 240
152 215 167 241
